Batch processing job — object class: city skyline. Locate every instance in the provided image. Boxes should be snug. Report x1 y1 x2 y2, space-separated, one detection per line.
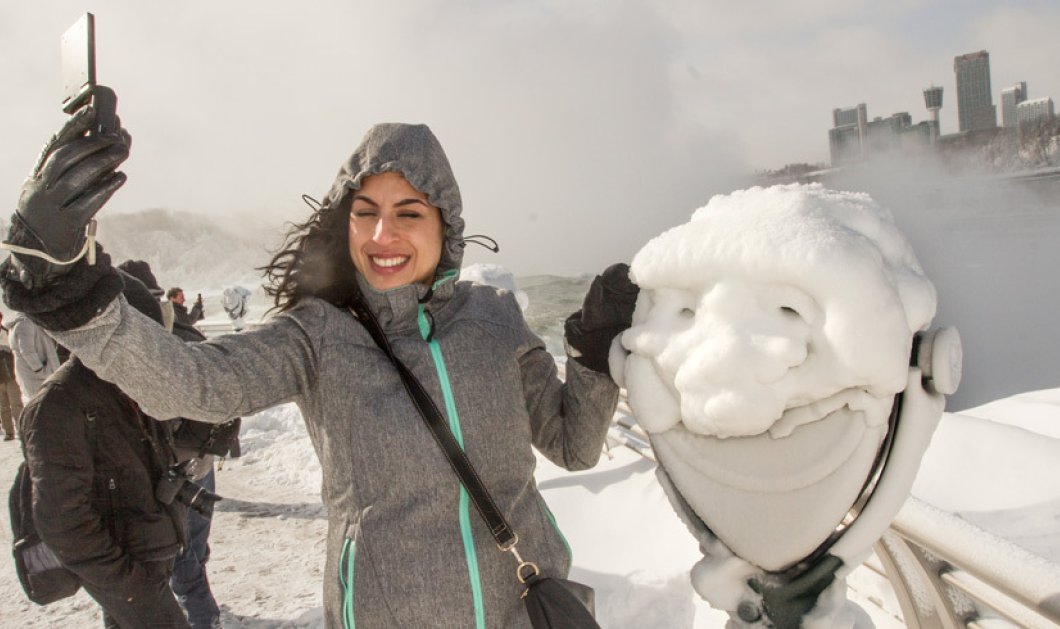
826 45 1056 168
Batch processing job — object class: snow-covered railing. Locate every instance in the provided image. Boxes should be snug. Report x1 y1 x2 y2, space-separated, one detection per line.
605 389 1060 629
874 497 1060 629
606 399 655 462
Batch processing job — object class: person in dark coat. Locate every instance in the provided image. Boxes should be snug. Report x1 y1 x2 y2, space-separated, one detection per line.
119 259 223 629
18 272 197 629
166 287 204 327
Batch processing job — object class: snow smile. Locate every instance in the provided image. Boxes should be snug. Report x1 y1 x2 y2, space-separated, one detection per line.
652 400 881 493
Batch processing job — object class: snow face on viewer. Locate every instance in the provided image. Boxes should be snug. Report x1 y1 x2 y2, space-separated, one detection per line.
624 183 936 439
618 183 938 572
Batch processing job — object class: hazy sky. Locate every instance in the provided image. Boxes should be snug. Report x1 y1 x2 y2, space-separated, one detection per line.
2 1 1058 275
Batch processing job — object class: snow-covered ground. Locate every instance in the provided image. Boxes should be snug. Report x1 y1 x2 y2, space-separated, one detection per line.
2 386 1056 627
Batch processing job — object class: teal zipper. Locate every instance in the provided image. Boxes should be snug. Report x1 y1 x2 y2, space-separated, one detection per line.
340 537 356 629
339 509 370 629
417 272 486 629
542 501 573 562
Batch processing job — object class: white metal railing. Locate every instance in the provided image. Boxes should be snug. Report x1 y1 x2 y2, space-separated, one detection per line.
604 393 1060 629
875 497 1060 629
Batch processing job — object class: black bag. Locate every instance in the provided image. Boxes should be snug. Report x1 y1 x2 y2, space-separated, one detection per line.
351 303 601 629
172 417 242 458
523 574 599 628
9 462 82 604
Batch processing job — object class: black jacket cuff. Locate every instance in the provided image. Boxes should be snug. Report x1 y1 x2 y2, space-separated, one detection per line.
1 247 124 332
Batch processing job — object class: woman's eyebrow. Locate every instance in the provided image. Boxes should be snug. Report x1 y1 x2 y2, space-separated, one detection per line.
351 196 426 208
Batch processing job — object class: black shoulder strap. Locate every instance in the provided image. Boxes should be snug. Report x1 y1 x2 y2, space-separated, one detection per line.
349 302 517 549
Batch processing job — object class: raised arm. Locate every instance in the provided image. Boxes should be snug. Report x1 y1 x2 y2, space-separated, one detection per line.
1 109 317 423
51 296 321 424
521 344 620 471
522 264 638 470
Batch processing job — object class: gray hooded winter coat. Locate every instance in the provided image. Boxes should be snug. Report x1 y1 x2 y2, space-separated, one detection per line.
53 123 620 628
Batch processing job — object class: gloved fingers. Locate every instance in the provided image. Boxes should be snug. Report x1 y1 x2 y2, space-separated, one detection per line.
63 170 128 223
580 263 639 329
30 107 97 176
118 124 132 152
108 115 133 152
598 263 638 295
39 133 130 193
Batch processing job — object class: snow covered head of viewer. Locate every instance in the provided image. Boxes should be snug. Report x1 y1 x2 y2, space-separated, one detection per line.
612 183 958 576
623 183 936 439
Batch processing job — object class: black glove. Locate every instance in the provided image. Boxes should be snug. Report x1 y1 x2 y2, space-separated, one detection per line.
742 554 844 629
10 106 130 287
563 263 639 374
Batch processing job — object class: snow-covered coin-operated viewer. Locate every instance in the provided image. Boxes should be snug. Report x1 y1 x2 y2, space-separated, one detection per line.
221 285 253 331
610 184 962 628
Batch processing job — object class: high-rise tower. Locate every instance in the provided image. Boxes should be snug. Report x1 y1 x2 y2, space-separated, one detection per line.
954 50 997 132
1001 82 1028 128
923 86 943 142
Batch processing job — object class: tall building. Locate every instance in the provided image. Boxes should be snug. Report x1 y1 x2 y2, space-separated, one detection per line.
829 104 868 165
954 50 997 132
1001 82 1028 128
1017 97 1055 128
828 104 930 166
923 86 943 142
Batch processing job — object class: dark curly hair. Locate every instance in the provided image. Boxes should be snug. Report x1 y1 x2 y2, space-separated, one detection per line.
261 194 360 313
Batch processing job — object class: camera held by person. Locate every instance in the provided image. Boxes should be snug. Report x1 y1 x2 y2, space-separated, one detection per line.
155 462 221 515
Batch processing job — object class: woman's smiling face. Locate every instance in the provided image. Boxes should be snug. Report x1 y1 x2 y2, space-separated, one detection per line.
348 171 445 290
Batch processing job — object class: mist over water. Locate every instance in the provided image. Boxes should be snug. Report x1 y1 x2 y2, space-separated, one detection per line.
824 160 1060 411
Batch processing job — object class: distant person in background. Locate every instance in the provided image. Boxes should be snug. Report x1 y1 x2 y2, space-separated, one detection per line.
0 311 22 440
221 286 252 331
9 313 62 403
120 261 224 629
167 287 204 327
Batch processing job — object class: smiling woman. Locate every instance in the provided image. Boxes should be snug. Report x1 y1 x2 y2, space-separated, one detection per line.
2 116 639 629
347 172 445 290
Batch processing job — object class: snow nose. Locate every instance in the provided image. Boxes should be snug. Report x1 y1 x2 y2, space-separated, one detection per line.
669 282 813 435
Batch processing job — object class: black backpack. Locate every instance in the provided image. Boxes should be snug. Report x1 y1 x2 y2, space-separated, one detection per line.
9 461 81 604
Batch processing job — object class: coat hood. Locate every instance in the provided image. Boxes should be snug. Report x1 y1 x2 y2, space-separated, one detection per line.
323 123 466 275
